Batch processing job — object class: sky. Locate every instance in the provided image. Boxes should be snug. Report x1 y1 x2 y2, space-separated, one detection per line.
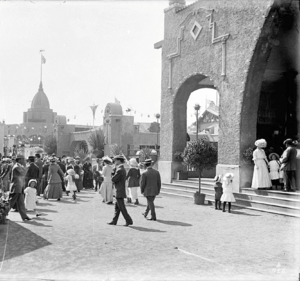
0 0 217 127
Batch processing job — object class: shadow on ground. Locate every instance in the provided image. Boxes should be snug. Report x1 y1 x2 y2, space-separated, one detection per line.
130 226 167 233
0 220 51 261
156 219 192 226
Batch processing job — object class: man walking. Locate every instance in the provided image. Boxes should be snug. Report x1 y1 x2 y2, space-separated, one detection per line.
9 154 31 221
280 139 297 192
25 156 39 188
108 155 133 226
140 159 161 221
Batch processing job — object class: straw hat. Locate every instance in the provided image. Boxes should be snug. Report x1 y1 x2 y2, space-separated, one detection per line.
129 158 138 167
214 175 222 183
28 179 37 186
67 169 76 176
224 173 234 180
269 153 279 161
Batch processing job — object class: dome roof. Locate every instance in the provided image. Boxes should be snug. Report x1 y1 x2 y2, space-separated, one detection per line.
104 103 123 116
31 82 50 109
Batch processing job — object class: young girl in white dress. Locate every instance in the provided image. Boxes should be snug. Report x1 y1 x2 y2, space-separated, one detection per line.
251 139 272 189
220 173 235 213
65 169 79 200
24 179 42 217
268 153 281 190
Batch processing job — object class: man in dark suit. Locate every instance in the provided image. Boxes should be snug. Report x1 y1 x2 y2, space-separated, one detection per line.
35 153 43 196
108 155 133 226
9 154 31 221
57 157 66 192
140 159 161 221
280 139 297 192
25 156 39 188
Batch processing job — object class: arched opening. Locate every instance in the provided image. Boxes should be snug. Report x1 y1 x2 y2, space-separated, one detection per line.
172 74 218 177
241 3 299 187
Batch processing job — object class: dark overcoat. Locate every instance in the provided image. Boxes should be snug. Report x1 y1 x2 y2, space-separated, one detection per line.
111 165 127 198
25 162 40 187
140 167 161 197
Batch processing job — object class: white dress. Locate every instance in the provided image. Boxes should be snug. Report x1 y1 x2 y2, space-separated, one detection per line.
220 180 236 202
269 160 280 180
99 165 113 202
65 175 78 192
24 187 37 210
251 148 272 189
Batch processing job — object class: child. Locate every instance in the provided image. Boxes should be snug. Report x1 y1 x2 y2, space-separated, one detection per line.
213 175 223 210
126 158 141 205
268 153 281 190
65 169 79 200
220 173 236 213
93 165 102 192
24 179 41 217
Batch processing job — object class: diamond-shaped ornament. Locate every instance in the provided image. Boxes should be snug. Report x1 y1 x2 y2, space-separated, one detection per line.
190 21 202 41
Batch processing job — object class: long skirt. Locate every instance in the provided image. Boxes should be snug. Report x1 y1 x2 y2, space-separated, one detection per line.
75 175 83 191
128 186 139 201
44 182 63 199
41 175 48 194
252 159 272 189
99 182 113 202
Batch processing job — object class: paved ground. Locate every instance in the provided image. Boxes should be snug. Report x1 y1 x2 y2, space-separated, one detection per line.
0 188 299 281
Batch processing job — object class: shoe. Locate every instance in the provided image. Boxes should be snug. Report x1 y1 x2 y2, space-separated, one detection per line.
134 200 139 205
23 217 32 221
124 221 133 226
57 198 61 201
147 218 156 221
107 221 116 225
222 210 225 212
142 212 147 218
36 214 42 217
106 202 113 205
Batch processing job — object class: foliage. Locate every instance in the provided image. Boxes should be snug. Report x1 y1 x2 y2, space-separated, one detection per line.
242 147 254 161
182 139 218 193
43 135 57 155
88 129 105 158
139 147 152 162
148 122 160 133
110 144 123 156
74 148 89 162
79 141 89 154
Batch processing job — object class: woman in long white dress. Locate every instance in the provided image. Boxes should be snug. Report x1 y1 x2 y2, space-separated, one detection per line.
251 139 272 189
99 157 113 204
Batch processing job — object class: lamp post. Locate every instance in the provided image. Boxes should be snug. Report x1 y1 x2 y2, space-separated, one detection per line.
194 104 201 140
155 113 160 150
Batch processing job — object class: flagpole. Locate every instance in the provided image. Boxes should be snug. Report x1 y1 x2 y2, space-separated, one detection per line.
40 52 42 82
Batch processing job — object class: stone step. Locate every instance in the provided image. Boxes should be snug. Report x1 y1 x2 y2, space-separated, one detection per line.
240 188 300 199
161 183 300 218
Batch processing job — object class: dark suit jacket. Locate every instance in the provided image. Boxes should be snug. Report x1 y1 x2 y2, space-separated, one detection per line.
35 159 43 179
10 163 26 193
281 146 297 171
140 167 161 197
25 162 40 186
111 165 127 198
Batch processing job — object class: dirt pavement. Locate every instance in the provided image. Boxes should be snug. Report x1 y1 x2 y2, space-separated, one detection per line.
0 189 299 281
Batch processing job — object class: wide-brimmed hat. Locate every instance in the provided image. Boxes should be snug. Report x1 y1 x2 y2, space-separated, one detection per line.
129 158 138 167
15 154 25 160
143 159 153 166
214 175 222 183
67 169 76 176
269 153 279 160
283 138 293 145
114 155 126 161
102 156 112 164
254 139 267 148
28 179 37 186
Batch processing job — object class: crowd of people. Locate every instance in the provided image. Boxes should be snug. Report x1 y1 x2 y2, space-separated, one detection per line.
0 152 162 225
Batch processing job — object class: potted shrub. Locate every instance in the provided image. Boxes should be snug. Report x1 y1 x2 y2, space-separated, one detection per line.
174 151 188 180
182 139 218 205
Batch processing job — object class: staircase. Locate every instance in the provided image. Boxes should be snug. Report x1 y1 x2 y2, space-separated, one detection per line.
161 178 300 218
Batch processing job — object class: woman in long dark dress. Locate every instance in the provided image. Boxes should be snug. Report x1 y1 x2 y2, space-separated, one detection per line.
74 160 83 192
44 157 64 200
82 158 92 189
41 159 50 194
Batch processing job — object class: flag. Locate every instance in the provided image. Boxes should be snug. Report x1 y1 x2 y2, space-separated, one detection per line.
41 54 46 64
